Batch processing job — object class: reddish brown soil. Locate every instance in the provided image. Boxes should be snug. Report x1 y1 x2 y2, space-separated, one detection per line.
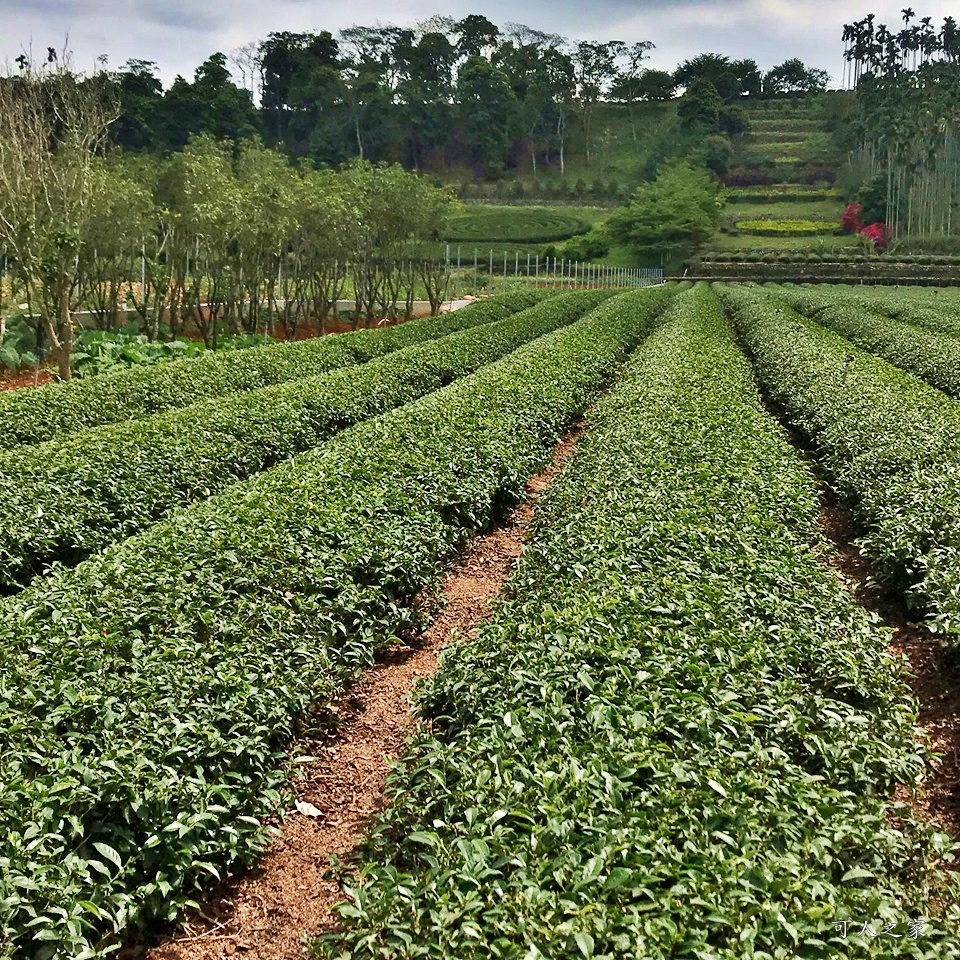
817 483 960 839
135 426 584 960
0 367 53 391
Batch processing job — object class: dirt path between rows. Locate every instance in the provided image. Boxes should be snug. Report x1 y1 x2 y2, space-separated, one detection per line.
815 486 960 839
750 383 960 841
136 425 585 960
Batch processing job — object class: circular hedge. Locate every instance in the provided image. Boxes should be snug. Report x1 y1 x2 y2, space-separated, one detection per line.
442 207 591 244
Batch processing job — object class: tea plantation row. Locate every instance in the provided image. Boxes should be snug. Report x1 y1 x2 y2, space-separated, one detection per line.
0 287 676 957
0 288 549 448
0 290 612 590
319 285 959 959
721 284 960 640
768 286 960 399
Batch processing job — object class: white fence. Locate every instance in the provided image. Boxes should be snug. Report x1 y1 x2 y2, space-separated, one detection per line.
445 246 663 294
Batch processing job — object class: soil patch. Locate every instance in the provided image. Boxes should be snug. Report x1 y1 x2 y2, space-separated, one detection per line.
134 425 585 960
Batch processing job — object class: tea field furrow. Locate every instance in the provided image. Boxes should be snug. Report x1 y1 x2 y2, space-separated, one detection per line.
318 284 958 959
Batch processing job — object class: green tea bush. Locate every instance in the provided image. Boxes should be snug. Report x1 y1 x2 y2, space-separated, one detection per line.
0 286 677 956
319 285 959 959
0 289 549 448
775 286 960 398
735 218 837 236
441 207 590 244
721 283 960 638
0 291 612 589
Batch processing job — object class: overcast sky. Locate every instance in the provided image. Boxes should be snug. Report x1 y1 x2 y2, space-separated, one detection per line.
1 0 956 87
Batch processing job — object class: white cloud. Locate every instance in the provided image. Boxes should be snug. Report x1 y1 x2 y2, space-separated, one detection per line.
1 0 957 86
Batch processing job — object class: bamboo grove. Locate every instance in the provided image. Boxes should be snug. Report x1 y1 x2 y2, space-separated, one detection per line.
844 10 960 241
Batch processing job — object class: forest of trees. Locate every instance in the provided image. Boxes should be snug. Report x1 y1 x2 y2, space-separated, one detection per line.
0 17 835 377
98 17 829 176
844 9 960 241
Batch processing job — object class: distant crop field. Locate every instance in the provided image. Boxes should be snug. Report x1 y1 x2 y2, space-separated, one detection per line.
442 205 595 244
724 200 843 221
707 232 859 251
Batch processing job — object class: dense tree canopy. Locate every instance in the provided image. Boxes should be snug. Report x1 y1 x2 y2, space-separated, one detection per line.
80 15 825 174
844 10 960 239
605 160 722 269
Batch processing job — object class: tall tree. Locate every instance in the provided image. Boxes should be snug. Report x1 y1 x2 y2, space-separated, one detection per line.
0 57 119 379
396 31 457 168
674 53 743 99
573 40 625 168
455 15 499 58
111 60 163 151
763 58 830 95
455 56 516 176
608 40 656 141
159 53 259 149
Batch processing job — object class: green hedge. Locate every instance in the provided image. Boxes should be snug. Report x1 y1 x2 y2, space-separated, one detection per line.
0 289 550 449
818 288 960 337
441 207 590 244
734 218 837 236
774 286 960 398
720 283 960 637
320 285 958 959
0 290 612 591
0 285 676 957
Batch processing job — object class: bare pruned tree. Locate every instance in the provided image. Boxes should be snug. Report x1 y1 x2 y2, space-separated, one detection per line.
0 49 119 379
229 41 262 103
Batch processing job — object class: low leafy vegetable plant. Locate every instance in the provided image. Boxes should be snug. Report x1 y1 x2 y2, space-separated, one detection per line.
0 285 676 956
70 330 206 377
0 288 549 448
69 330 276 378
318 285 959 959
0 290 613 589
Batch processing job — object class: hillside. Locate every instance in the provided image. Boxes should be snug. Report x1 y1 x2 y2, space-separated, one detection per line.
706 95 853 256
438 95 856 269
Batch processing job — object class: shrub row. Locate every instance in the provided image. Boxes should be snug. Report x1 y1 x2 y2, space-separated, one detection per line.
720 283 960 637
0 290 613 591
0 288 550 448
723 184 840 201
701 252 960 267
774 286 960 398
689 263 960 284
734 218 838 236
0 285 677 957
821 287 960 336
320 284 958 959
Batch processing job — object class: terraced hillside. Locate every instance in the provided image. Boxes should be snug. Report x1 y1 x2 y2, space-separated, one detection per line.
710 96 851 255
